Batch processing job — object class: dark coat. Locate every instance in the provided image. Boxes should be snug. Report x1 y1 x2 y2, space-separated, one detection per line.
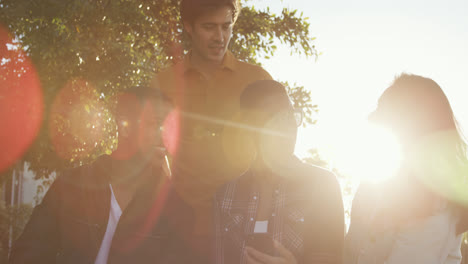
214 158 345 264
9 155 203 264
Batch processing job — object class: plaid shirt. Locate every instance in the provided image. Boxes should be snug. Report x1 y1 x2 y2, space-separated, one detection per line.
214 159 345 264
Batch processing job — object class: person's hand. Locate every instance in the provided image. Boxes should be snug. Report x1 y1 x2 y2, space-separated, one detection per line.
245 240 297 264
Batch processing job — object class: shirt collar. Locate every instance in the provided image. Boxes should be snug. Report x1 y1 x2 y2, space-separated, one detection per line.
241 155 303 185
183 50 238 74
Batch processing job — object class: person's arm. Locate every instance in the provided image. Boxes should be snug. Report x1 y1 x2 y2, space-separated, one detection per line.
343 183 376 264
385 208 462 264
213 193 224 264
9 179 62 264
304 172 345 264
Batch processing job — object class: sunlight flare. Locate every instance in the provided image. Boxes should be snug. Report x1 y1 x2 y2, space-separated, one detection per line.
327 122 402 182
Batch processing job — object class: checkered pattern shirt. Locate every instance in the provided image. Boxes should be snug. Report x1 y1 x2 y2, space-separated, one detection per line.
213 160 345 264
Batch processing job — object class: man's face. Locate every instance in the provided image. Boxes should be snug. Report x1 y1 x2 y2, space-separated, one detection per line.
185 6 234 64
138 99 171 156
113 95 170 160
258 110 297 160
244 108 298 163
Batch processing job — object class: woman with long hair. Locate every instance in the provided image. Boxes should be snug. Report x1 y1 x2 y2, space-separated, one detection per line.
344 73 468 264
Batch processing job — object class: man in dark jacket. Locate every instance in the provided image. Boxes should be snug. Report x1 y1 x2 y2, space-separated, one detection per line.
214 80 345 264
9 87 198 264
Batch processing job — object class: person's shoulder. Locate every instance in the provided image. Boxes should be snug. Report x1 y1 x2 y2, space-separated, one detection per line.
214 171 250 202
235 60 272 80
156 62 181 78
151 61 185 91
214 176 238 201
36 162 91 205
235 59 266 72
54 155 109 189
288 158 338 187
351 181 386 209
226 51 271 79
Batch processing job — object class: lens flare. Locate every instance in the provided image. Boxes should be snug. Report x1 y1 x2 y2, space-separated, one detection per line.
162 109 180 156
49 79 108 161
115 177 171 253
408 130 468 206
138 101 160 155
0 25 43 173
330 123 402 182
107 93 141 161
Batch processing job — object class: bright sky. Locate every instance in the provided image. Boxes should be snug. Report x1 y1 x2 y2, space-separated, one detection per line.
249 0 468 179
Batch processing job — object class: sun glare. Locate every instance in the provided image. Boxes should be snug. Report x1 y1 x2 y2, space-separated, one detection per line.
323 122 402 182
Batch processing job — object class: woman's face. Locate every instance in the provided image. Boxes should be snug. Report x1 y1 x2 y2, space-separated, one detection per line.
369 89 415 145
370 85 452 148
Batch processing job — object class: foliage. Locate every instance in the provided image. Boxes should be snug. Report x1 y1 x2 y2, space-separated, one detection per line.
285 82 318 127
303 148 329 168
0 188 33 262
231 6 316 64
0 0 317 177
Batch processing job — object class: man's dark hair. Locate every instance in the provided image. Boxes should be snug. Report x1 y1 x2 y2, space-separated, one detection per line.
180 0 241 24
240 80 292 112
115 86 172 120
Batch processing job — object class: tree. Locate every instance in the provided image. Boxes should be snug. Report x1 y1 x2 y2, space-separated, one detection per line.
0 2 319 259
285 82 319 127
0 189 33 262
0 0 318 176
303 148 329 168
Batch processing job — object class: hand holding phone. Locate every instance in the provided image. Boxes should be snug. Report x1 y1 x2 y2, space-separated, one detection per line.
245 238 298 264
245 233 277 256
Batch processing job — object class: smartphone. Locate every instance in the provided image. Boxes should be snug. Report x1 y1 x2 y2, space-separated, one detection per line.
162 154 171 178
154 146 171 178
245 233 277 256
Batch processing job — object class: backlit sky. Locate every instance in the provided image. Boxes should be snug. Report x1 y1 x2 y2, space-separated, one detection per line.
249 0 468 165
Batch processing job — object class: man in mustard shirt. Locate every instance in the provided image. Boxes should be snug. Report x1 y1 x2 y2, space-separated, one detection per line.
151 0 272 253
